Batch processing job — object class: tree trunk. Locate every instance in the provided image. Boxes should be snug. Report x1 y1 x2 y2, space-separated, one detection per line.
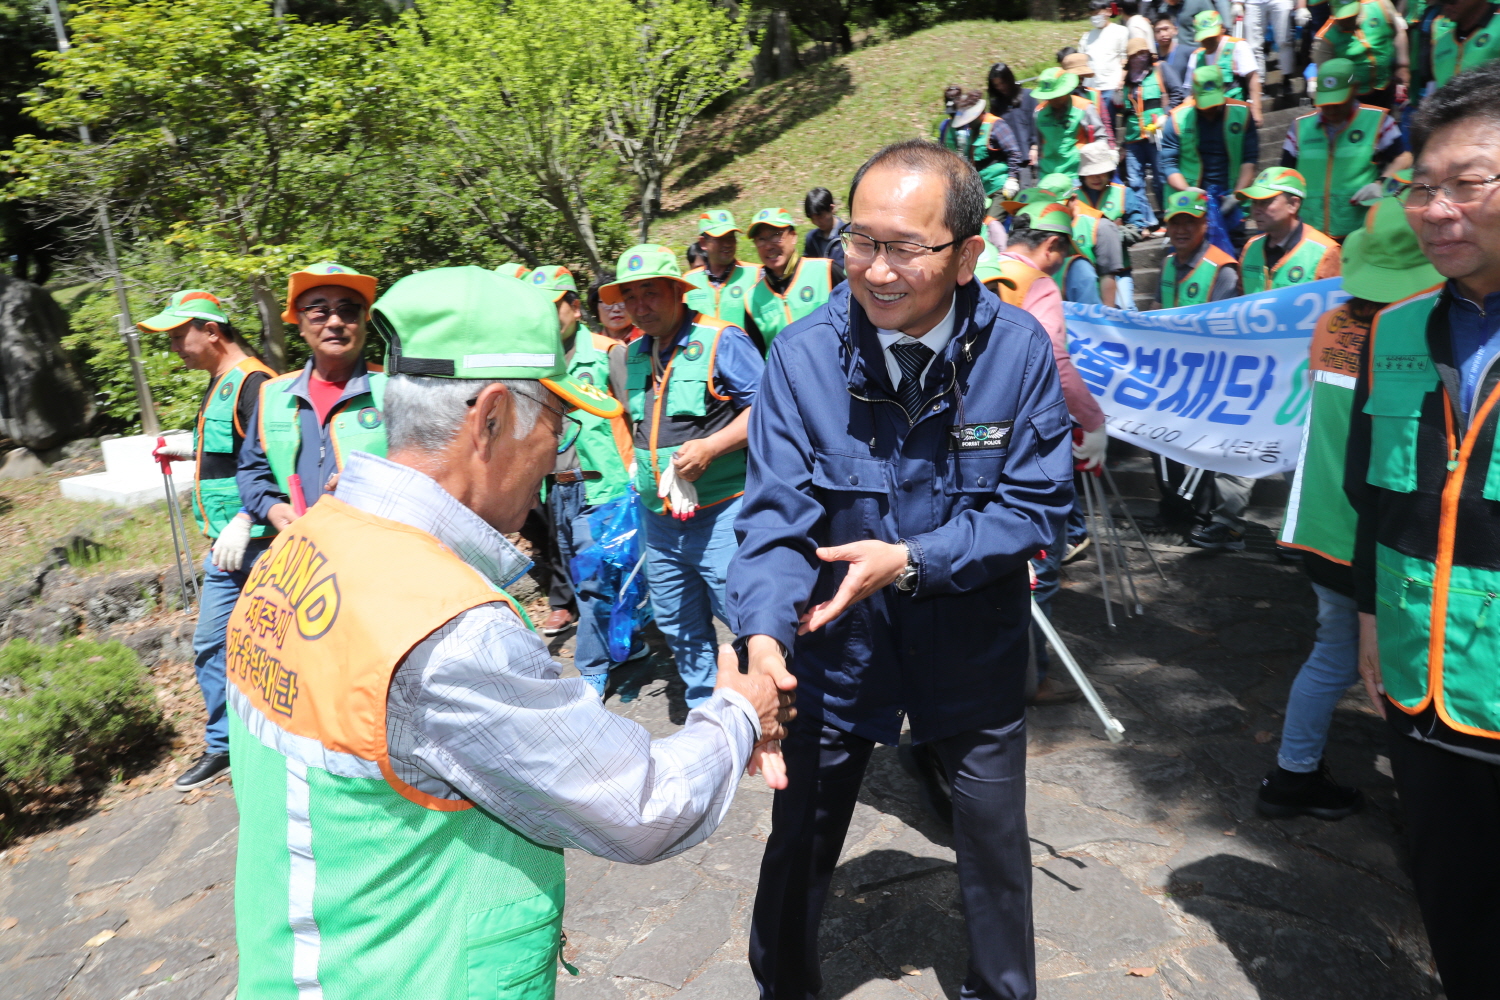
1029 0 1059 19
637 168 662 243
753 9 798 85
251 279 286 373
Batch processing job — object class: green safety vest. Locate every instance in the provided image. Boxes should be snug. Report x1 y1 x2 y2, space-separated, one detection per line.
1160 243 1238 307
748 258 833 351
1238 225 1339 292
1122 68 1168 144
1170 99 1250 189
684 262 760 329
1318 1 1398 92
938 112 1010 197
258 368 389 499
1193 37 1250 99
567 331 634 506
1431 6 1500 85
194 356 275 539
1035 96 1090 177
1076 183 1125 222
1362 285 1500 737
1294 105 1386 238
625 316 747 515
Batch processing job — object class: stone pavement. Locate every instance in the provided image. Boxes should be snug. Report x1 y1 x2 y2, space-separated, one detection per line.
0 470 1443 999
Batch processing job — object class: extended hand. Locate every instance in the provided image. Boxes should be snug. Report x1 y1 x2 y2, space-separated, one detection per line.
671 439 718 482
1358 612 1386 719
211 512 254 572
798 540 909 634
267 502 298 532
714 643 794 778
1073 426 1108 470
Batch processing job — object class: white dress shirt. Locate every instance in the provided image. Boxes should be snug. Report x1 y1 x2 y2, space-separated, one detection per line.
875 294 956 389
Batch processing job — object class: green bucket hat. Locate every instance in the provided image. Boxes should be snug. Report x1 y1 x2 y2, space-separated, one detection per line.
973 242 1018 291
137 289 230 332
528 265 578 302
1237 166 1308 201
1193 65 1227 108
1163 187 1209 219
495 262 532 280
1193 9 1224 40
371 266 622 418
747 207 797 237
1314 58 1356 105
1341 196 1443 303
1032 66 1079 102
1017 202 1075 236
598 244 695 306
697 209 740 236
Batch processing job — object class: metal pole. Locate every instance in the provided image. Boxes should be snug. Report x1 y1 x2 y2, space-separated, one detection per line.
155 439 198 609
1031 601 1126 743
1096 473 1143 617
1082 469 1116 628
1102 464 1167 582
44 0 158 435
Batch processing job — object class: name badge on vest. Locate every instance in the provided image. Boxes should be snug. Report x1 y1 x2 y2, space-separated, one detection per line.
1374 355 1431 374
950 421 1013 450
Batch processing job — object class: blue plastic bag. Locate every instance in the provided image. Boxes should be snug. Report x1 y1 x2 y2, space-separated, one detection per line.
570 490 653 662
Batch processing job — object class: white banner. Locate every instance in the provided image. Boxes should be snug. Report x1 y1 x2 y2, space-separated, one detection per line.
1064 278 1348 477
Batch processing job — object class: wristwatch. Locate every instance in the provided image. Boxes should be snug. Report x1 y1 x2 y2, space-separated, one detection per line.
894 542 919 593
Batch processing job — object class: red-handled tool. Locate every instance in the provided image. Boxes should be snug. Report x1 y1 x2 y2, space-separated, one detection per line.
156 436 198 609
288 474 308 517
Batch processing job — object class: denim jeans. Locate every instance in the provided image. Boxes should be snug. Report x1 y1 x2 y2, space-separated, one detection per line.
1277 582 1360 772
1122 141 1162 227
548 479 614 680
642 495 741 707
192 536 273 753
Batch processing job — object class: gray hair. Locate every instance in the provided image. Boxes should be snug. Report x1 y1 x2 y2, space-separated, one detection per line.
384 375 543 453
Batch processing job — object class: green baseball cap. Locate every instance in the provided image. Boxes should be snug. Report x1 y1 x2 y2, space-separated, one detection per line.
527 265 578 302
1000 181 1069 216
697 209 740 236
1017 202 1075 236
1193 9 1224 40
1163 187 1209 219
747 207 797 237
371 266 622 418
1314 58 1356 105
137 289 230 332
1237 166 1308 201
973 242 1018 291
1341 196 1443 302
1038 173 1079 197
495 262 532 280
598 244 695 305
1331 0 1361 18
1193 65 1227 108
1032 66 1079 102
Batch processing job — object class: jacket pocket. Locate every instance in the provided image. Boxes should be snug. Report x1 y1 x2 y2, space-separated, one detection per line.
1373 552 1432 712
812 452 891 493
1027 398 1075 483
466 890 564 1000
666 377 710 417
1363 381 1429 494
944 451 1005 495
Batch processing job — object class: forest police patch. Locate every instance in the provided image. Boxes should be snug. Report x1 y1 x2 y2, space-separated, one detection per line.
218 380 235 400
627 254 645 272
1229 121 1243 134
1348 129 1365 144
729 285 744 298
683 340 704 361
1186 282 1202 299
357 407 383 429
799 286 815 302
1288 265 1306 283
950 420 1013 450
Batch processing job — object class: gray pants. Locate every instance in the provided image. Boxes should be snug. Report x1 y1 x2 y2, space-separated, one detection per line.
1242 0 1295 83
1211 474 1255 529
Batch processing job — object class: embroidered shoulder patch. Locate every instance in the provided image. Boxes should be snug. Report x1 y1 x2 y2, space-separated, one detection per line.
950 420 1014 450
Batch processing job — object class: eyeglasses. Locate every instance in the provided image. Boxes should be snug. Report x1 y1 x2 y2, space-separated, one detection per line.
298 304 365 324
752 229 793 245
1404 172 1500 209
840 231 958 268
466 386 583 453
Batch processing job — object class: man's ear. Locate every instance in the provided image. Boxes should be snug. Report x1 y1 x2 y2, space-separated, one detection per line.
469 381 511 461
955 234 987 286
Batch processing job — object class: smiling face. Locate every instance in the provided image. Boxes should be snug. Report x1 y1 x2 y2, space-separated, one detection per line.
295 284 368 366
846 162 982 336
1409 120 1500 294
699 231 738 271
1166 213 1207 254
751 225 797 276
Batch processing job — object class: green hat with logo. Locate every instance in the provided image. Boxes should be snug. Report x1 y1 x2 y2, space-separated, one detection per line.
1237 166 1308 201
1163 187 1209 219
370 266 621 418
1331 0 1362 18
1193 9 1224 40
1000 180 1070 216
598 244 695 306
495 262 532 280
137 289 230 332
528 265 578 302
1342 196 1443 303
1314 58 1357 105
747 207 797 237
1193 65 1227 108
1017 202 1075 236
1032 66 1079 101
697 209 740 236
1038 173 1079 197
973 242 1018 291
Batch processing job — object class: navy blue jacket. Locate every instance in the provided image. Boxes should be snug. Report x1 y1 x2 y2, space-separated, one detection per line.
727 280 1074 745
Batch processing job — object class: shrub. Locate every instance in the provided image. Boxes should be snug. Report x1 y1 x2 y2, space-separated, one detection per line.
0 638 161 788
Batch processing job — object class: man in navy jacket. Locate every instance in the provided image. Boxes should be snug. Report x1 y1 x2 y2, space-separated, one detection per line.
729 139 1074 1000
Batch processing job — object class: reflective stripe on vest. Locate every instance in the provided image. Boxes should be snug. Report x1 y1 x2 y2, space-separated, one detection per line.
1239 226 1339 292
194 356 275 539
568 332 633 506
227 499 564 997
1160 244 1237 307
1431 6 1500 85
1036 96 1091 177
748 258 833 351
684 262 760 329
1171 99 1250 189
258 372 389 499
1295 105 1386 237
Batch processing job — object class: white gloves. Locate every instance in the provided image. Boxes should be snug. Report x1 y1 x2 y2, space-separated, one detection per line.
1220 193 1242 216
657 461 699 520
1294 5 1311 25
153 441 195 463
1002 175 1021 199
212 512 254 572
1073 426 1108 470
1351 180 1386 206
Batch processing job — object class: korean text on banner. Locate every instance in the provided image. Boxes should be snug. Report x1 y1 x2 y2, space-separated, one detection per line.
1063 279 1348 477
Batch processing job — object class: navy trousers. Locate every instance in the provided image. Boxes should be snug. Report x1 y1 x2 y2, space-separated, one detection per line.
749 712 1035 1000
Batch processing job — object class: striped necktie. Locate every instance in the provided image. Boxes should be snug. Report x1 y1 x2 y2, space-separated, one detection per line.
891 341 935 421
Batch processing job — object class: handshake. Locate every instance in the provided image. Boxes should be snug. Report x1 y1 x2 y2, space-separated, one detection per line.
713 637 798 790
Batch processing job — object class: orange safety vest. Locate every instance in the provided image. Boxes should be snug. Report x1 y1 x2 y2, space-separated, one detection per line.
994 257 1051 308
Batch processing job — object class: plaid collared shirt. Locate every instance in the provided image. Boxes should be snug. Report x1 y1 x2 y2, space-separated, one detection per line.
335 452 760 864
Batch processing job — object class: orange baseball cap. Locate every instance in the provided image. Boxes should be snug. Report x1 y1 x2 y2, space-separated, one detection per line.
282 262 379 323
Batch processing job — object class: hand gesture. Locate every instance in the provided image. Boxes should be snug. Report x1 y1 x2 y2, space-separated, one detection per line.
798 540 908 634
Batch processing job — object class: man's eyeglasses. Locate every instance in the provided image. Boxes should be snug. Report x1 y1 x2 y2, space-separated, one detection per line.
298 304 365 324
1404 173 1500 210
840 231 958 267
466 386 583 453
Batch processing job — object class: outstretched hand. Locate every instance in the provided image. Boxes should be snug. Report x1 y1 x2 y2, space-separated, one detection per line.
798 540 908 634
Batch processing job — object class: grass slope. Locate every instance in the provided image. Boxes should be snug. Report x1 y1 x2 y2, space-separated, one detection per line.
657 19 1088 253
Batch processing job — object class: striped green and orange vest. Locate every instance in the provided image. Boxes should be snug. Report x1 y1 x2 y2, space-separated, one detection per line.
194 356 275 538
1239 225 1340 291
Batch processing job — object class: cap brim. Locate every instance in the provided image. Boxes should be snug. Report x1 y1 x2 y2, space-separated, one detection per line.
1196 90 1226 108
539 374 624 418
283 272 378 323
1033 81 1074 100
597 275 694 305
1315 85 1353 105
1166 208 1207 219
747 222 793 238
699 224 739 236
1236 184 1280 200
136 311 192 333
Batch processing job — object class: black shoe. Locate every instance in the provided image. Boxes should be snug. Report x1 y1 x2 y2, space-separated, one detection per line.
1256 761 1364 820
1189 522 1246 551
175 751 230 791
898 742 953 827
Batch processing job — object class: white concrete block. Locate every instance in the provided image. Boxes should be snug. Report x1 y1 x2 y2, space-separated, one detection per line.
58 432 195 507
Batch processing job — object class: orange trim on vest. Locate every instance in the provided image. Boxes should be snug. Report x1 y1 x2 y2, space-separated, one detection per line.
591 332 636 469
995 259 1049 308
1204 244 1239 267
225 497 512 810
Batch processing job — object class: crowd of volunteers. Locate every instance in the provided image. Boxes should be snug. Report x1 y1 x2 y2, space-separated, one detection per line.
140 4 1500 992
